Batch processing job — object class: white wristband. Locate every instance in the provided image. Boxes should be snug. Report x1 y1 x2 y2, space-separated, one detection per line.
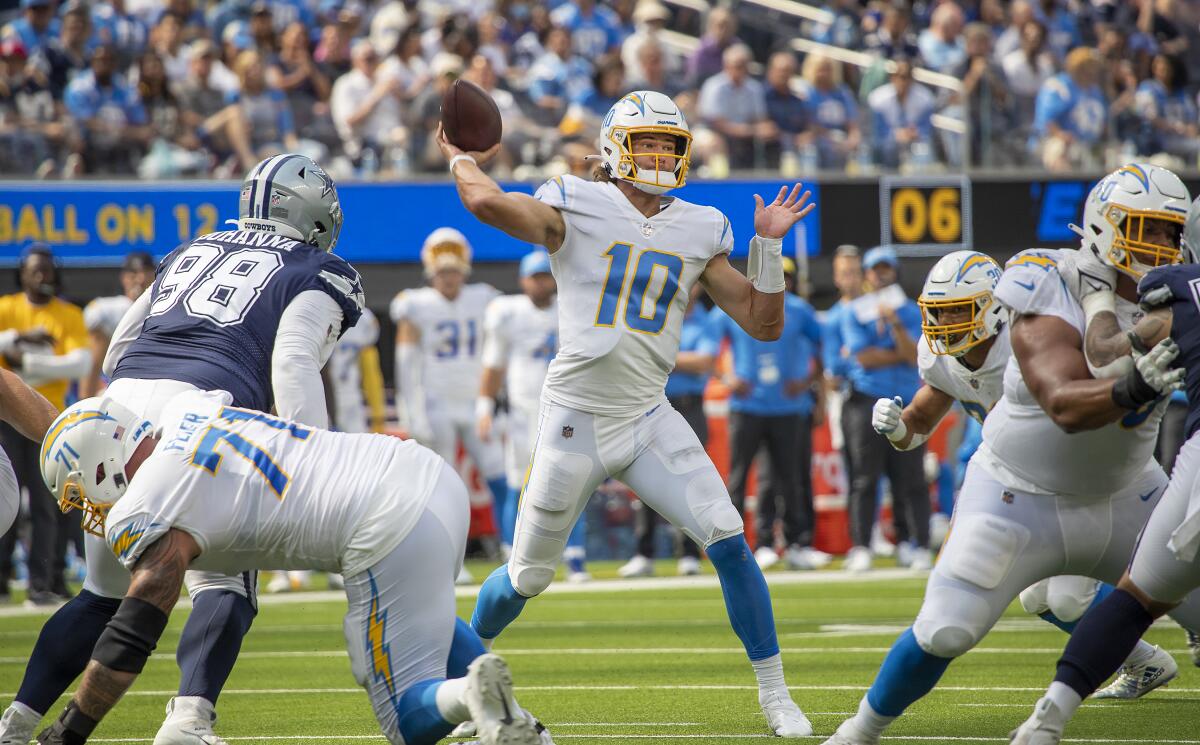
475 396 495 421
748 235 785 294
1080 290 1116 324
449 154 477 173
885 417 908 443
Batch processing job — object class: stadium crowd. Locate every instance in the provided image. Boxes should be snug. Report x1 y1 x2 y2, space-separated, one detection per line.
1 0 1200 179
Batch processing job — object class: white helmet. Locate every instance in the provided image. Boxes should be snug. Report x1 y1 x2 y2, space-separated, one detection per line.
421 227 472 277
599 90 692 195
39 397 154 537
918 250 1005 357
1080 163 1190 279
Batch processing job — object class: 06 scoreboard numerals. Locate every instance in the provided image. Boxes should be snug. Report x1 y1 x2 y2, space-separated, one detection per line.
889 187 962 245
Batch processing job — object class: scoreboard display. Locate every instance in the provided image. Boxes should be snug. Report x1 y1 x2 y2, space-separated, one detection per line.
880 175 972 256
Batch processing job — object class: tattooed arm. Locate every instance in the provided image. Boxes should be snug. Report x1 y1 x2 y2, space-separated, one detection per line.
70 530 198 723
1083 307 1173 375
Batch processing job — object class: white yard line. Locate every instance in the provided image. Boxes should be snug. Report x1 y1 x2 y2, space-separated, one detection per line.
7 684 1200 698
0 569 927 619
7 644 1194 665
80 736 1200 744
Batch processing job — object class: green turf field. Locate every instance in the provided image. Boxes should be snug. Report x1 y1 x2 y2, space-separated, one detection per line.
0 561 1196 743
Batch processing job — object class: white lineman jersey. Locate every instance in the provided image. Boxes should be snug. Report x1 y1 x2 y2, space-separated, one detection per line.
390 283 500 410
533 174 733 416
105 390 445 578
917 324 1010 425
979 249 1167 498
83 295 133 337
329 307 380 433
482 294 557 414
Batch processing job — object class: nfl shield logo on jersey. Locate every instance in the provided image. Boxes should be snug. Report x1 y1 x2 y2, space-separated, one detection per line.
561 425 574 439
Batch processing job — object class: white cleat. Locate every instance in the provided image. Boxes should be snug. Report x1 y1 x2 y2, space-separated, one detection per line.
908 549 934 572
453 708 554 744
153 696 229 745
1094 646 1178 699
820 717 881 745
617 554 654 578
450 719 477 738
759 689 813 737
754 546 780 570
0 703 40 745
676 556 701 576
1008 697 1065 745
785 545 832 570
843 546 872 573
566 571 591 584
465 654 540 745
456 566 475 586
1187 630 1200 667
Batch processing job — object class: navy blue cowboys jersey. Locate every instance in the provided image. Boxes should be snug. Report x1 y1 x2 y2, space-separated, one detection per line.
1139 265 1200 438
113 229 364 413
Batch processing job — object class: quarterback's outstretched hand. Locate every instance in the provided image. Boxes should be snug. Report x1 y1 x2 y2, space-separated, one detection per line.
437 124 502 168
872 396 907 442
753 183 813 239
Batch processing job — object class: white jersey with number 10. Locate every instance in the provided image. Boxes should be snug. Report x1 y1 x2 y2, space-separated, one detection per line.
534 174 733 417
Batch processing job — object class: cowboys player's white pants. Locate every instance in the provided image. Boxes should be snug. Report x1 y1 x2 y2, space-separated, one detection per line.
426 399 505 482
343 461 468 744
82 379 257 604
504 404 538 489
509 399 744 596
913 456 1200 658
1128 435 1200 604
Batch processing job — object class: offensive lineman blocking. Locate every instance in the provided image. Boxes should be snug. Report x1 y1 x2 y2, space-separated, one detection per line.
441 89 815 736
824 163 1200 745
33 391 540 745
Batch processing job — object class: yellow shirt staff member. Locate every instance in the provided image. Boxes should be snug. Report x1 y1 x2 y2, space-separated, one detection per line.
0 246 90 413
0 244 89 605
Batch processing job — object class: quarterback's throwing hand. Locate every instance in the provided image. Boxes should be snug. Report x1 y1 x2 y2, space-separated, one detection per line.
753 183 813 239
436 124 501 168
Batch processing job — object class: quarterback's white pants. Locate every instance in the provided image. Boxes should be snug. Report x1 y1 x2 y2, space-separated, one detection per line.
426 399 504 482
343 462 468 744
83 379 257 605
912 456 1200 658
1129 435 1200 604
509 399 743 597
504 405 538 489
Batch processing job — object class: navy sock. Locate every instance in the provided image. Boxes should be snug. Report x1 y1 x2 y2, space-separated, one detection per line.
1038 583 1116 633
395 678 453 745
446 617 486 679
866 628 953 717
471 565 528 641
16 590 121 714
176 590 256 703
706 535 779 660
1055 588 1155 699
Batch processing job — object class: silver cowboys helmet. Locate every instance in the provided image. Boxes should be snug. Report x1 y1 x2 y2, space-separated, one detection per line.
238 154 344 252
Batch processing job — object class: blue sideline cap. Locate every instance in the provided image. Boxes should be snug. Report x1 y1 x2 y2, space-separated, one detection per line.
863 246 900 269
520 250 552 278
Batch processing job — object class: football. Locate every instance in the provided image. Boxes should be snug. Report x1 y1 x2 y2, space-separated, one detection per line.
441 78 503 153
